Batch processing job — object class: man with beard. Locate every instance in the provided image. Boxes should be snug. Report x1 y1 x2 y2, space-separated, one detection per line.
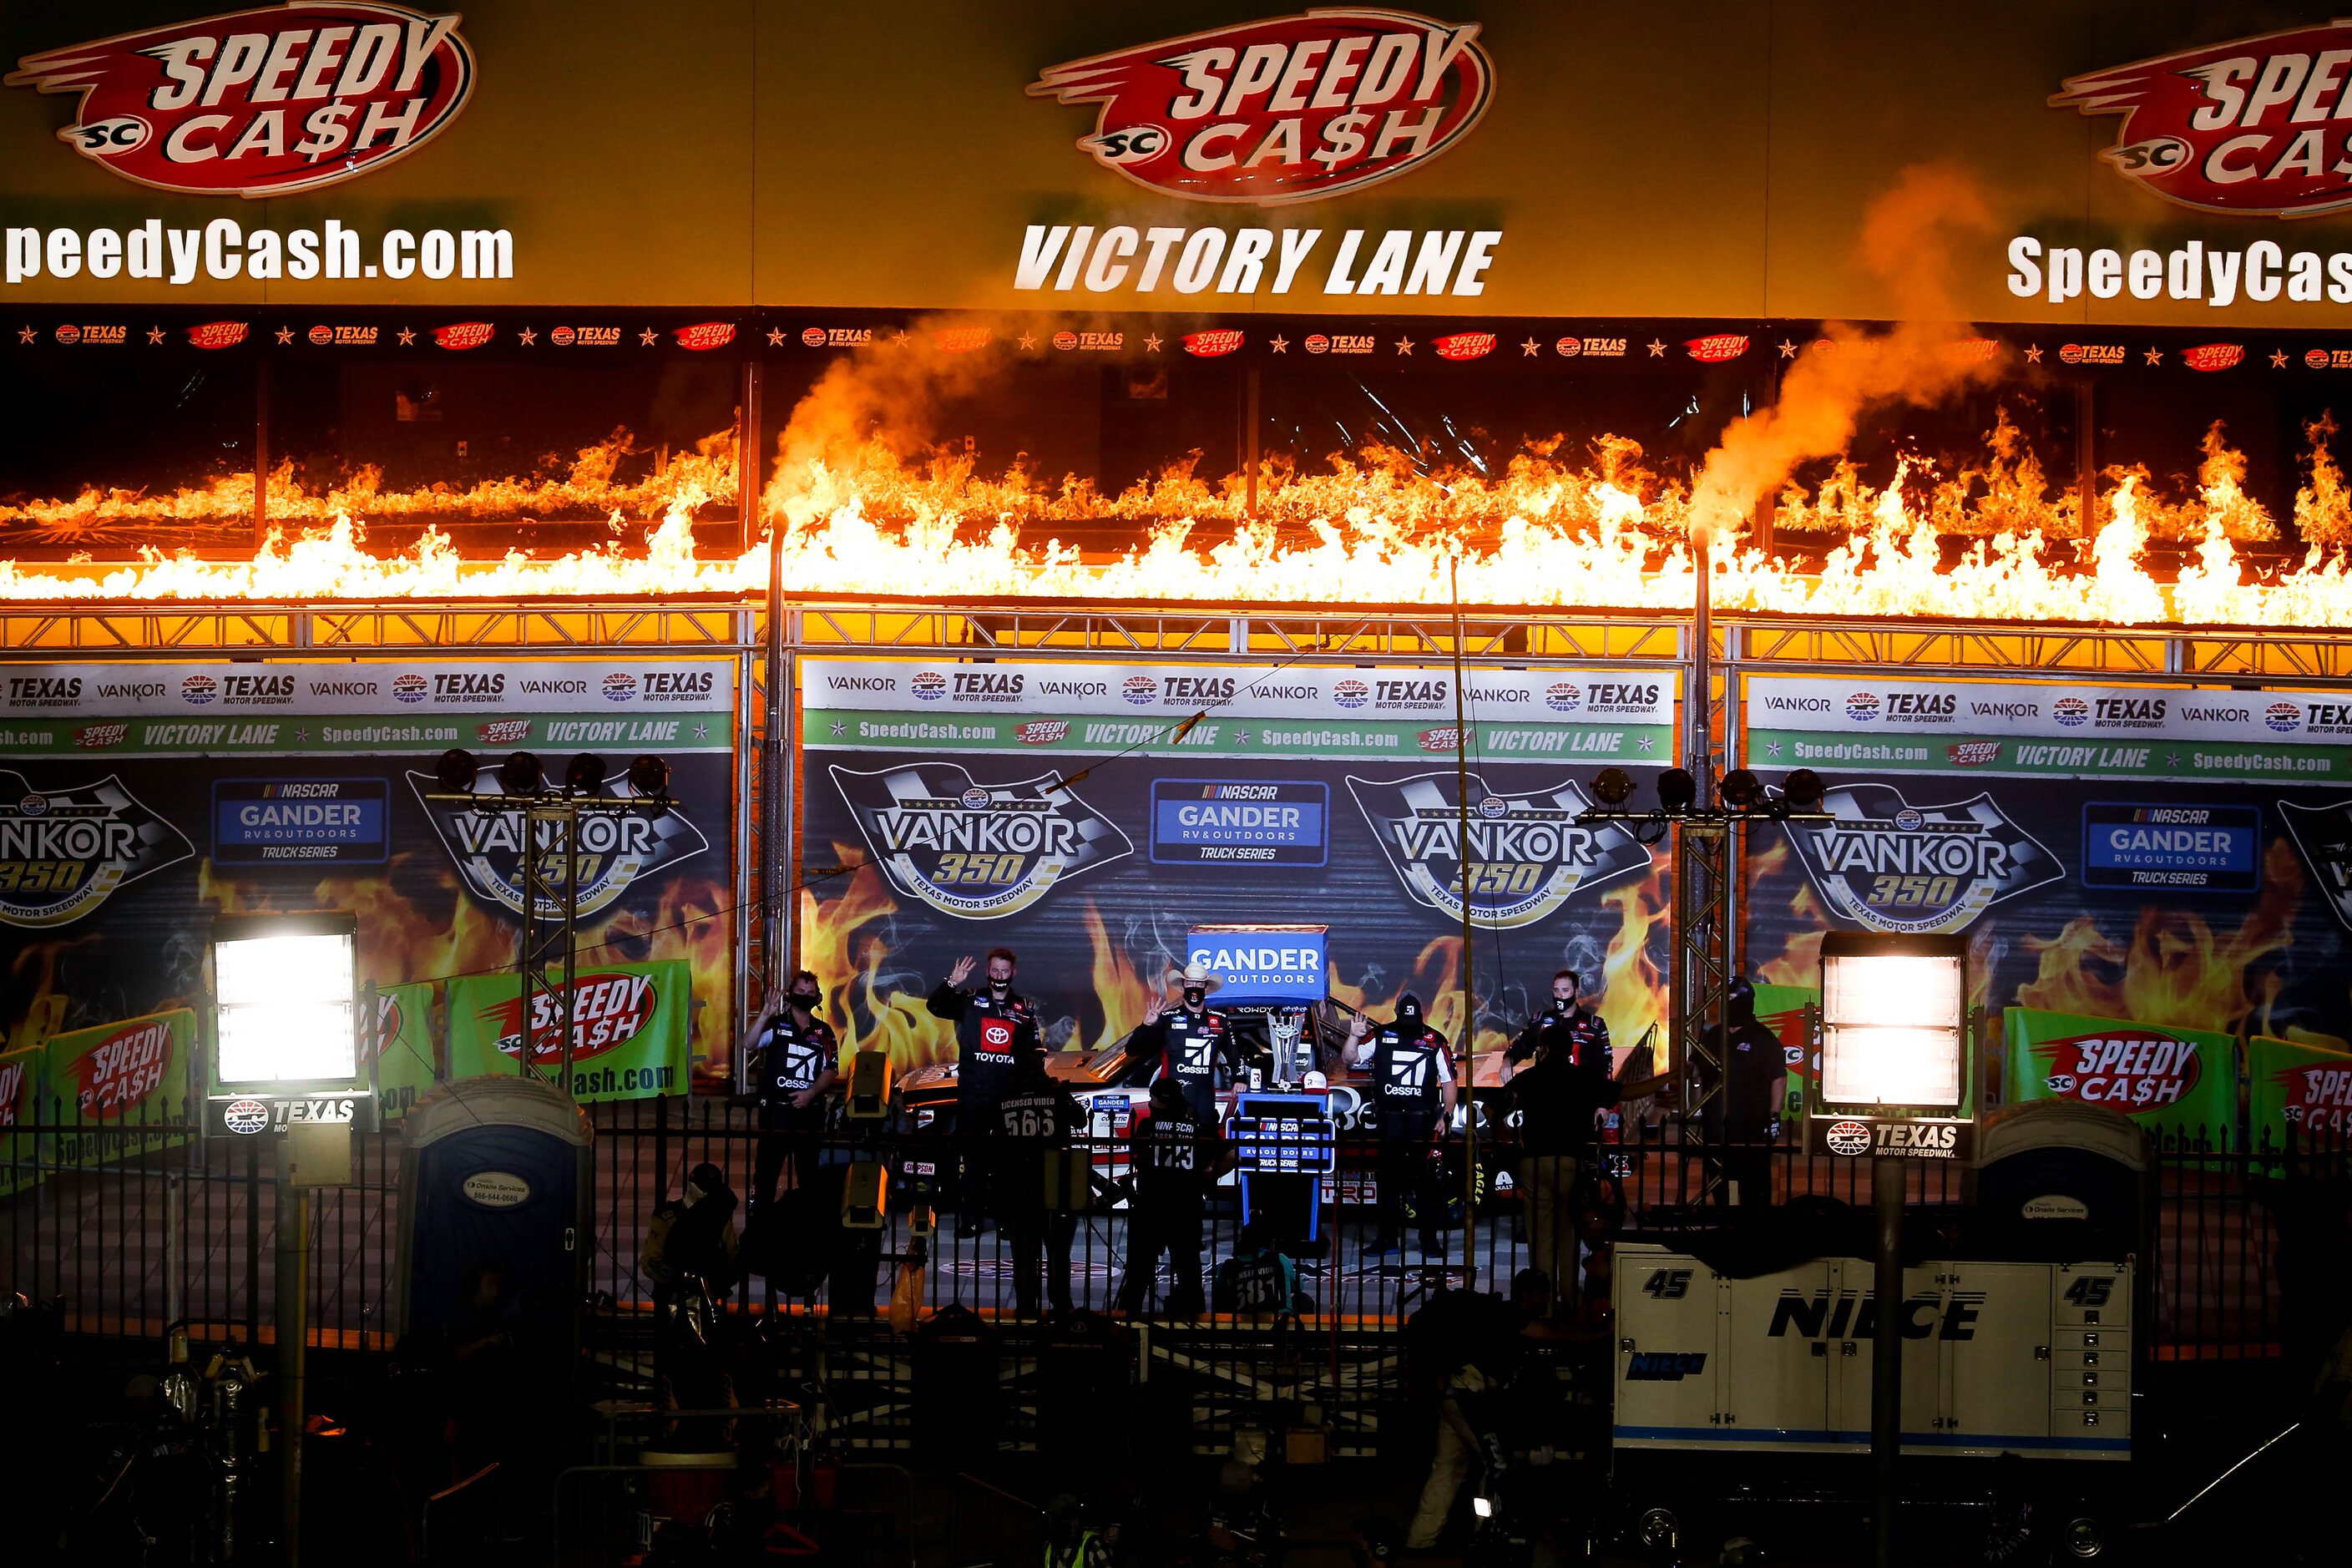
929 947 1044 1236
1346 994 1456 1258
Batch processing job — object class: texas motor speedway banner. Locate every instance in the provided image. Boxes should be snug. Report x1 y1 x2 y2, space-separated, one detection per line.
0 660 736 1083
801 657 1674 1069
1746 675 2352 1067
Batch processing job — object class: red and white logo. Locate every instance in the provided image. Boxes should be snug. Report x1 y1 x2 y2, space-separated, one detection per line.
674 321 736 352
6 5 474 199
477 718 530 745
74 722 129 749
1941 337 2000 365
186 320 249 350
2279 1061 2352 1135
1015 720 1070 745
1946 741 2000 766
432 321 493 351
932 326 992 353
2035 1031 2204 1110
1183 329 1244 357
1027 11 1493 205
1685 334 1749 362
2183 343 2244 372
0 1055 27 1126
1824 1120 1872 1157
1417 726 1461 752
68 1018 174 1120
486 971 657 1065
1432 331 1494 361
980 1019 1014 1052
2054 25 2352 217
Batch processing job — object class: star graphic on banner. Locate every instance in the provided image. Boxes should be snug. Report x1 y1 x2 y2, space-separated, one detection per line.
16 326 33 344
1646 339 1667 357
1635 735 1657 752
1521 337 1540 356
146 326 164 345
2143 346 2162 366
1018 332 1037 351
518 327 537 346
1395 336 1414 355
1270 335 1289 353
893 330 909 346
830 721 847 737
692 721 710 740
766 327 785 346
396 326 415 346
1143 333 1163 352
1778 340 1798 358
639 327 660 346
1764 739 1784 757
293 726 309 742
1232 727 1251 745
2272 349 2291 368
2024 344 2043 364
275 326 294 344
2165 751 2182 768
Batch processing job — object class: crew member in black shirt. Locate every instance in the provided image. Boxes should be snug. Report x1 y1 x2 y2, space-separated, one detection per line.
991 1050 1082 1316
1116 1076 1225 1317
741 970 840 1213
1694 977 1788 1207
1130 960 1243 1123
1505 969 1611 1075
1504 1017 1672 1303
1346 993 1456 1258
928 947 1044 1236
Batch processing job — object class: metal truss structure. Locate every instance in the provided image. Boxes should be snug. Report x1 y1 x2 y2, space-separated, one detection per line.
11 590 2352 1109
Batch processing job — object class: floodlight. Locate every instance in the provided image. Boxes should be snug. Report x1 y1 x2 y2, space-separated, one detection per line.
498 751 544 797
1592 766 1636 807
1718 768 1763 809
1782 767 1825 812
210 912 359 1090
564 752 605 795
1656 767 1697 812
1818 933 1965 1110
435 748 478 794
628 755 670 797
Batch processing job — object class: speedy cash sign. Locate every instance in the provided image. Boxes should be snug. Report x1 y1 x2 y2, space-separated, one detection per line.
1029 9 1493 204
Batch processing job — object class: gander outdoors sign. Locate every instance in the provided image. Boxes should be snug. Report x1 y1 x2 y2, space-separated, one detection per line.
7 4 474 198
446 961 689 1104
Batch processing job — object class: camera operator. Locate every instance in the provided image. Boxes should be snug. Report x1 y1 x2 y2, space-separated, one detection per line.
1502 1015 1672 1307
738 971 839 1218
1345 993 1455 1259
928 948 1044 1236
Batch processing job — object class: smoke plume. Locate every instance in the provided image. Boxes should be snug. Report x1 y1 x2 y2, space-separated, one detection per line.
1687 164 2002 547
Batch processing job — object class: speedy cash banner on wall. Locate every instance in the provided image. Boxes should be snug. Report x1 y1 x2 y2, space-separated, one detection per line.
26 3 2352 324
445 960 690 1105
0 658 736 1081
1743 674 2352 1073
799 656 1675 1067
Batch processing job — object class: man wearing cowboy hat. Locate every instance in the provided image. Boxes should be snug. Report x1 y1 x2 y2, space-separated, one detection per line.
1130 959 1245 1124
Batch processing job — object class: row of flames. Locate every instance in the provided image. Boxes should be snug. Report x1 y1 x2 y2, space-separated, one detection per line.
12 413 2352 625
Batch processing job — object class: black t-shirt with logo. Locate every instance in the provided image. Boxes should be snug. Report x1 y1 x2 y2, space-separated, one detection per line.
1370 1024 1451 1135
1141 1007 1241 1121
988 1078 1080 1214
1507 1007 1612 1075
1130 1101 1217 1208
928 982 1044 1112
1698 1017 1788 1141
756 1012 838 1125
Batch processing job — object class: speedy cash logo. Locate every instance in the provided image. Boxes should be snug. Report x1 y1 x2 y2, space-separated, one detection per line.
65 1017 175 1120
1183 329 1244 357
2279 1060 2352 1135
4 5 474 199
2054 24 2352 218
1015 720 1070 745
1684 334 1748 362
1432 331 1495 361
482 971 656 1066
2184 343 2245 372
1027 11 1494 205
186 320 248 349
2036 1031 2204 1111
1947 741 2000 766
432 321 493 351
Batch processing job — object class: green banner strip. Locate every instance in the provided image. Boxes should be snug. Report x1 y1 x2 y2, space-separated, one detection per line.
0 711 736 758
44 1007 195 1166
807 706 1671 762
2002 1006 2236 1141
447 960 689 1104
1753 729 2349 783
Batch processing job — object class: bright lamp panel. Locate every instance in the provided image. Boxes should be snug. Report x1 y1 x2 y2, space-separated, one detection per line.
214 932 356 1084
1821 951 1963 1108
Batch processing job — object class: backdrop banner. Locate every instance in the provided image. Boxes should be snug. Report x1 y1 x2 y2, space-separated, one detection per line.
445 959 690 1103
43 1006 195 1166
2248 1033 2352 1147
2002 1006 2236 1144
801 656 1677 1070
1745 675 2352 1082
0 1041 42 1197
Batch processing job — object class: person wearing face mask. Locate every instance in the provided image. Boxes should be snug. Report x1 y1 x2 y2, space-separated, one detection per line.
1504 969 1611 1077
1130 961 1243 1123
1345 993 1457 1258
740 969 841 1216
929 947 1044 1235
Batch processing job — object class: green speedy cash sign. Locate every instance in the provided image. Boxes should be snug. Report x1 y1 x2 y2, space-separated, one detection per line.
45 1007 195 1165
373 981 437 1123
2003 1007 2236 1141
0 1043 42 1198
448 960 690 1103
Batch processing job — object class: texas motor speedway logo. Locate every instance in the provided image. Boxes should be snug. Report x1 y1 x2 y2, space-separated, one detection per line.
1346 772 1651 929
1785 783 2061 935
828 763 1132 919
0 771 195 928
407 772 707 920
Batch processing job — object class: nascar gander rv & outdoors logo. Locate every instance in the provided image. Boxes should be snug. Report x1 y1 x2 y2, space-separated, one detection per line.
1029 10 1493 204
7 4 473 197
827 763 1134 920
